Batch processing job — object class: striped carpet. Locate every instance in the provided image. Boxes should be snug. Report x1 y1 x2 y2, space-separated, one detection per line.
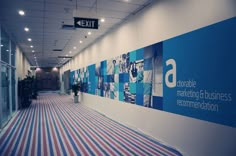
0 93 182 156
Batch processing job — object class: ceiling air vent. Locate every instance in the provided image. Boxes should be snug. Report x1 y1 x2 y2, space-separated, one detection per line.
58 56 73 58
53 49 63 52
62 24 75 30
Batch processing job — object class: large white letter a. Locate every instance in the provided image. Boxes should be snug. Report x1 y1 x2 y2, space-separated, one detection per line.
165 59 176 88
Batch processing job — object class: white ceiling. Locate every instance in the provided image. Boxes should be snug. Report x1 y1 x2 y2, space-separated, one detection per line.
0 0 153 67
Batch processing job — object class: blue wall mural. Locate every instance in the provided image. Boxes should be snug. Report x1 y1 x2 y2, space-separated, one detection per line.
70 17 236 127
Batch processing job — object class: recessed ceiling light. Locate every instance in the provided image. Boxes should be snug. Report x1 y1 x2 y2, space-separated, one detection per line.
32 50 35 53
24 27 29 32
101 18 105 22
18 10 25 16
34 56 37 58
53 67 58 71
30 45 34 48
69 51 72 53
73 46 77 49
6 50 9 52
66 54 68 56
1 44 3 47
28 38 32 42
88 32 92 35
79 40 83 44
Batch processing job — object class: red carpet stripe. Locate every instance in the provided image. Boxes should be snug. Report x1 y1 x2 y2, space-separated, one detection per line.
31 104 39 156
41 102 48 156
0 93 182 156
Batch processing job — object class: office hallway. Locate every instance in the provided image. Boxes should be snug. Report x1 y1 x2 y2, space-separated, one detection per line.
0 93 182 156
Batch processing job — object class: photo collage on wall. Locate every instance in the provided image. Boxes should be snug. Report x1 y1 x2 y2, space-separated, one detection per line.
70 42 163 110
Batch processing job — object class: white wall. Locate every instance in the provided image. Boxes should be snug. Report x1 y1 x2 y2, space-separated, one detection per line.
61 0 236 155
15 46 31 79
15 46 31 110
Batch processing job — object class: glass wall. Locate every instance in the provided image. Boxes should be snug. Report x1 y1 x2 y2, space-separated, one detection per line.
1 65 10 124
1 28 10 64
0 26 17 128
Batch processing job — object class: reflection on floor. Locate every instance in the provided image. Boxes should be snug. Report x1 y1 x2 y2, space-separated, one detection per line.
1 111 10 126
0 93 182 156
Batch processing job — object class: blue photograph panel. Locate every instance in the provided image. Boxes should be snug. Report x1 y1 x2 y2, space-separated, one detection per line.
101 60 107 76
70 71 75 88
152 96 163 110
136 48 144 61
88 64 96 95
129 50 136 62
119 53 130 73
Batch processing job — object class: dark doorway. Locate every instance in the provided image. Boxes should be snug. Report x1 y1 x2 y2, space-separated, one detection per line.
63 70 71 94
36 68 60 91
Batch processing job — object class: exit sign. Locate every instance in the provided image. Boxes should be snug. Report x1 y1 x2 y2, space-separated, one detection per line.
74 17 99 29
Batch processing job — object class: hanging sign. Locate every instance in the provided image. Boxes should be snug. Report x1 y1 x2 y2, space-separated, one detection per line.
74 17 99 29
